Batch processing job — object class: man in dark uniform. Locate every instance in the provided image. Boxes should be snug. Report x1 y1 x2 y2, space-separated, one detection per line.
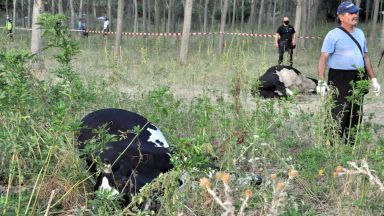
275 17 296 66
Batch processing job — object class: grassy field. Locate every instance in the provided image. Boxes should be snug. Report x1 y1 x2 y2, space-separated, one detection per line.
1 20 383 215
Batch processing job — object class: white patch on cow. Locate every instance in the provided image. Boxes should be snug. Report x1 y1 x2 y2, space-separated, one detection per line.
276 68 302 88
99 177 119 196
146 126 169 148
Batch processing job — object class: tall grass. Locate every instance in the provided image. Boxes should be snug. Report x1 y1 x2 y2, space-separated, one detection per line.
1 16 383 215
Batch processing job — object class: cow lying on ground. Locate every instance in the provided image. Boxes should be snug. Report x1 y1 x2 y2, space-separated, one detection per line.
77 108 172 206
252 65 318 98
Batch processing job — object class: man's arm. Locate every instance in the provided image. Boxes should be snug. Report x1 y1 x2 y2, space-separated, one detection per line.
363 53 376 79
292 32 296 45
275 33 279 48
318 52 329 80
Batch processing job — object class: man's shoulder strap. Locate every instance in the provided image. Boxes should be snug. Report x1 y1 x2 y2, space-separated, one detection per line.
338 26 363 57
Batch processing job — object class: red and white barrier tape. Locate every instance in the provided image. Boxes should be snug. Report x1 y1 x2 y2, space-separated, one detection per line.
6 27 322 39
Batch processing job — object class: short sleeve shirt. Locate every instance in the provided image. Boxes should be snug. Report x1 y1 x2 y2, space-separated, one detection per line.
276 25 295 41
321 27 367 70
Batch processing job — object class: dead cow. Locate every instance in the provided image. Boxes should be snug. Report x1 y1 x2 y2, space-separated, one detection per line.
252 65 317 98
77 108 172 205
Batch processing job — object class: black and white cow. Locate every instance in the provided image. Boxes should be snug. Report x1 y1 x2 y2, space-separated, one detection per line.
77 108 172 204
252 65 318 98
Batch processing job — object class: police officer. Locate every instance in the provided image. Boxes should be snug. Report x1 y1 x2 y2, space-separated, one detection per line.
5 16 13 39
275 17 296 66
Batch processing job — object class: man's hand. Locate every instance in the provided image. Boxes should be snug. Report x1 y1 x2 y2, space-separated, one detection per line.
275 42 279 48
372 78 381 96
316 80 328 96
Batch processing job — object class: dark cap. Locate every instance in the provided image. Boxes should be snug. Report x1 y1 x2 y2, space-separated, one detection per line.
337 1 360 15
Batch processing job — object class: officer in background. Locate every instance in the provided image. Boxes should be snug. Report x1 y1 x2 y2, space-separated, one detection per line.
5 15 13 39
275 17 296 66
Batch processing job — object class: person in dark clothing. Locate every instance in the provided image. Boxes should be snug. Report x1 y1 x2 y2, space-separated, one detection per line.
317 1 381 144
275 17 296 66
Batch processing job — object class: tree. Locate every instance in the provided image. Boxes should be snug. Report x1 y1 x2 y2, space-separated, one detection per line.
180 0 193 63
114 0 124 55
69 0 75 29
143 0 147 32
133 0 138 32
218 0 229 53
166 0 173 32
203 0 209 32
155 0 160 32
369 0 380 42
293 0 302 50
31 0 43 55
13 0 17 27
257 0 265 32
58 0 63 14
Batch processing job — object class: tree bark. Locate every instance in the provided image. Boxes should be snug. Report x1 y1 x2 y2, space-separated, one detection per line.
133 0 138 32
58 0 63 14
142 0 147 32
203 0 209 32
300 0 307 48
31 0 43 54
218 0 229 53
147 0 151 31
180 0 193 63
249 0 255 32
366 0 371 22
231 0 236 29
241 0 244 31
13 0 17 27
92 1 96 17
27 0 31 28
257 0 265 32
107 0 111 20
114 0 124 55
69 0 75 29
294 0 302 50
79 0 83 19
167 0 173 32
272 0 277 30
211 0 217 30
369 0 380 42
154 0 160 32
51 0 55 14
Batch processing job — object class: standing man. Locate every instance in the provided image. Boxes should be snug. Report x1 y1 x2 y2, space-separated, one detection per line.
317 1 381 143
275 17 296 66
5 15 13 39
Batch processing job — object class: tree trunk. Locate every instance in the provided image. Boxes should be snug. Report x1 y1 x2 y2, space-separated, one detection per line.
79 0 83 19
58 0 63 14
93 1 96 17
147 0 151 31
51 0 55 14
240 0 244 31
231 0 236 29
133 0 138 32
379 8 384 48
107 0 111 20
355 0 361 8
143 0 147 32
257 0 265 32
21 0 25 27
300 0 307 48
211 0 216 30
31 0 43 54
218 0 229 53
13 0 17 27
366 0 371 22
154 0 160 32
114 0 124 55
272 0 277 30
249 0 255 32
167 0 173 32
203 0 209 32
294 0 302 50
369 0 380 42
69 0 75 29
180 0 193 63
27 0 31 28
